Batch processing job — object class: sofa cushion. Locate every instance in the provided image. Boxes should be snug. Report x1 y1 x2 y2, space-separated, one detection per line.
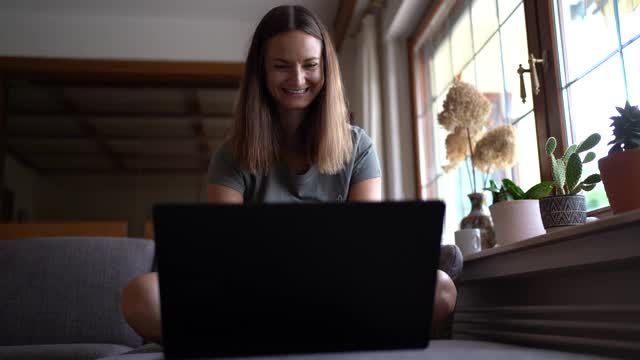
0 343 133 360
96 340 612 359
0 237 155 348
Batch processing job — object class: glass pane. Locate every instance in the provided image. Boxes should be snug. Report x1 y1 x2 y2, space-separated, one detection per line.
432 94 449 168
460 60 476 85
513 112 541 191
498 0 522 24
565 56 626 210
451 9 474 75
557 0 619 83
432 37 453 97
625 38 640 104
619 0 640 44
475 35 506 124
472 0 499 49
500 3 533 122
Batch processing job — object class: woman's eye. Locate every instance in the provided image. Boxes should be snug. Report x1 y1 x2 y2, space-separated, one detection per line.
305 63 319 68
275 65 288 69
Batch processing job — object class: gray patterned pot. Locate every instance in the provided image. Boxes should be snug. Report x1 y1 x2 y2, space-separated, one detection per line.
539 194 586 229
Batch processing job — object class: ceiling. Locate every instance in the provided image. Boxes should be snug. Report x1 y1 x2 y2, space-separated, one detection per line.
2 0 350 176
0 0 341 29
7 79 238 175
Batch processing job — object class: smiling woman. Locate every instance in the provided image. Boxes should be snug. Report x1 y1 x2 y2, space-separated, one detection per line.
122 4 456 345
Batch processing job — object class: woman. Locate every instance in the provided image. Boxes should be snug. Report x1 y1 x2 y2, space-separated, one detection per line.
122 5 456 343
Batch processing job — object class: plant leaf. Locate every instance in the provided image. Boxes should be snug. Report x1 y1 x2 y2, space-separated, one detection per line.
546 137 557 156
565 153 583 192
576 133 601 153
583 152 596 163
583 174 602 184
562 144 578 162
551 157 566 195
502 178 526 200
524 181 554 199
609 143 623 155
571 181 584 194
582 183 597 192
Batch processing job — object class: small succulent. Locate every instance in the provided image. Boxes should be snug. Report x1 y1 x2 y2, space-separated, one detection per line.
484 179 554 204
608 101 640 155
545 134 602 195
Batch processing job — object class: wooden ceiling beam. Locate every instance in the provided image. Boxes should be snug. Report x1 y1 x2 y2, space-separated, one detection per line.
40 168 207 176
9 108 234 119
0 57 244 86
9 135 225 141
46 89 125 171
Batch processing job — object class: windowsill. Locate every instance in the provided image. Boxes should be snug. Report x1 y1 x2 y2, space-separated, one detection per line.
458 207 640 282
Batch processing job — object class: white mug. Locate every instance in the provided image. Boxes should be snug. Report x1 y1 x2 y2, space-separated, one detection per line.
455 228 482 256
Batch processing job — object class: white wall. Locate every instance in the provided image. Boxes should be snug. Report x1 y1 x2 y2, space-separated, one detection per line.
35 173 207 237
3 155 37 221
0 12 254 61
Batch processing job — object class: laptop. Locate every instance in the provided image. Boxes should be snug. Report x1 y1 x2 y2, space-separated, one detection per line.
153 201 445 359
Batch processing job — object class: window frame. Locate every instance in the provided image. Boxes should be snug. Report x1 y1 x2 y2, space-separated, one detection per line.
408 0 568 199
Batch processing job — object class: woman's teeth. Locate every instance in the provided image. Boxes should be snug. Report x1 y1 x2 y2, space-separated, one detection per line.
284 88 307 94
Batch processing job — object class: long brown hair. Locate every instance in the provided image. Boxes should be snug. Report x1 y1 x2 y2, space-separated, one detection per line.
230 5 352 174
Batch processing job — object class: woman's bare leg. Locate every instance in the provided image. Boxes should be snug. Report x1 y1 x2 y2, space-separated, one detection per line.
432 269 458 337
121 272 162 343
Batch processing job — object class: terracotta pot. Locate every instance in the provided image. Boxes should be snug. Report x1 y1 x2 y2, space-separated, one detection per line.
598 148 640 214
490 200 546 246
539 194 586 229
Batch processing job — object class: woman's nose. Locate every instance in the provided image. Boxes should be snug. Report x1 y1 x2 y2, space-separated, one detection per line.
290 66 305 85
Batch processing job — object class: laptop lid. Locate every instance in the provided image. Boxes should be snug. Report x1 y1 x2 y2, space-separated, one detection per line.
153 201 445 359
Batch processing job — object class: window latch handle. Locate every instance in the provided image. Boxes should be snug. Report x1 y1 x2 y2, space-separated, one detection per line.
517 52 546 104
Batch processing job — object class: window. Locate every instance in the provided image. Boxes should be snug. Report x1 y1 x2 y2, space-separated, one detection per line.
409 0 638 243
410 0 541 243
554 0 640 209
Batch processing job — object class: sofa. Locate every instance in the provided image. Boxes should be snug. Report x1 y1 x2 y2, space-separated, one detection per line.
0 237 155 359
0 237 611 360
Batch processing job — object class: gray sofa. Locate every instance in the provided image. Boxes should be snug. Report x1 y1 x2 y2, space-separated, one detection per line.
2 237 610 360
0 236 465 360
0 237 155 359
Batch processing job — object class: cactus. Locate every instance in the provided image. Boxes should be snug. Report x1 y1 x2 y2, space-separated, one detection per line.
545 134 602 195
607 101 640 155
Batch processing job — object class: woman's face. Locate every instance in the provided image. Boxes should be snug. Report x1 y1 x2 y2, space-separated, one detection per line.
265 31 325 111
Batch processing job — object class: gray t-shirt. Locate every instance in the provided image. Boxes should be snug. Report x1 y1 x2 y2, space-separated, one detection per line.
207 126 381 203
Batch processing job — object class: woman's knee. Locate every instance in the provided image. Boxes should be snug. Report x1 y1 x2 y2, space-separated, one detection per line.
432 270 457 331
121 272 162 341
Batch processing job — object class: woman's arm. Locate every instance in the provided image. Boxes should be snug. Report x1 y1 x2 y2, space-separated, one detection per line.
348 177 382 202
207 184 244 204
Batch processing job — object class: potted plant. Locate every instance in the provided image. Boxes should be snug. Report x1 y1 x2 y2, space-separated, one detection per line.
598 101 640 214
485 179 553 246
540 133 602 229
438 79 519 249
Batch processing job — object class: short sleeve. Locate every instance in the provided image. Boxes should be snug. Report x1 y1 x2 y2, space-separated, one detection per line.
207 143 246 193
351 127 382 184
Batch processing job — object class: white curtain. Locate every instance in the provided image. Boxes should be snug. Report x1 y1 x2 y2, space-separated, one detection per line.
353 13 386 197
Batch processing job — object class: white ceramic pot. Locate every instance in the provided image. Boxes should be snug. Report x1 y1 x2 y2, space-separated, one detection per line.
489 200 546 246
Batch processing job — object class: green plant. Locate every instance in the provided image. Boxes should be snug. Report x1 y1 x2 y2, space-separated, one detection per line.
607 101 640 155
484 179 554 203
545 133 602 195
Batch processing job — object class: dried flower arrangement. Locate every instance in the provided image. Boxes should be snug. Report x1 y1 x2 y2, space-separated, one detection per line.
438 79 518 193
